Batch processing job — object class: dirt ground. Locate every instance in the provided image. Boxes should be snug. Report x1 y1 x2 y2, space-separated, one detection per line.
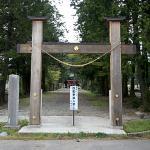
0 88 149 122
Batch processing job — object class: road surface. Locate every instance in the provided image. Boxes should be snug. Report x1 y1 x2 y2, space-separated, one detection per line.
0 140 149 150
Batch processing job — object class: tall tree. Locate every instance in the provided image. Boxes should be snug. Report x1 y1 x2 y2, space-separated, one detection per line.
117 0 150 110
0 0 63 104
71 0 150 106
71 0 117 95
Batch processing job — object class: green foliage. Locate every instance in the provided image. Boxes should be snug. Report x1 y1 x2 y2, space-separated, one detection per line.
132 99 142 109
19 97 30 107
143 90 150 112
72 0 115 42
85 91 108 108
0 122 17 136
95 132 107 138
75 132 86 138
45 67 61 90
118 0 150 108
70 0 118 95
124 119 150 133
0 0 63 102
91 99 107 108
48 69 61 81
71 0 150 110
18 119 29 128
125 97 142 109
141 1 150 53
0 120 28 136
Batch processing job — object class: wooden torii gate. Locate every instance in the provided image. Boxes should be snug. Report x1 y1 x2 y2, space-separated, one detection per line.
17 16 136 126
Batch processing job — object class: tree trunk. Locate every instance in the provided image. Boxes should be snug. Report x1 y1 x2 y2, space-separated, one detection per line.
130 65 135 97
42 68 46 92
123 74 128 98
22 73 30 96
0 79 6 104
0 58 8 105
104 75 109 96
138 52 150 111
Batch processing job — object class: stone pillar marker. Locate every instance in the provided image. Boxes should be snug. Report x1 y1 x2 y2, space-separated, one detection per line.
105 17 125 126
28 16 47 125
8 74 19 128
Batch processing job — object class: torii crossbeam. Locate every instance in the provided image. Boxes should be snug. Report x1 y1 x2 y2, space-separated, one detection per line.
17 42 136 54
17 16 136 127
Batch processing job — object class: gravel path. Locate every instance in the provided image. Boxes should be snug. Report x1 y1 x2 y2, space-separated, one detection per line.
0 88 108 117
1 88 149 121
41 92 108 117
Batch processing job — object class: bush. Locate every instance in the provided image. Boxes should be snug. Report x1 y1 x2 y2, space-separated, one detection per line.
143 90 150 112
131 97 142 108
125 97 142 108
18 119 29 128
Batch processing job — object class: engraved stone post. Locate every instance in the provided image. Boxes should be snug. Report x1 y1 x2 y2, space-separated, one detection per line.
28 16 47 125
8 74 19 128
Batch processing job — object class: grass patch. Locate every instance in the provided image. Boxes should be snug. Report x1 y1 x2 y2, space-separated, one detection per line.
43 91 52 96
19 97 30 107
124 119 150 133
85 91 108 108
0 132 107 140
84 91 96 97
20 92 52 107
124 97 142 109
0 122 18 136
91 99 107 108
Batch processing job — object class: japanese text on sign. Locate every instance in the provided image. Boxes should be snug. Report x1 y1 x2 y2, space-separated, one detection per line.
70 86 78 110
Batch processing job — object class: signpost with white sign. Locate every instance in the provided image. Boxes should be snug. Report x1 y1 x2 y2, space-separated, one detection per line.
70 86 78 126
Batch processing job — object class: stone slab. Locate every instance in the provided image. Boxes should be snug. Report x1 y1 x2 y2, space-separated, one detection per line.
4 125 20 129
19 116 126 135
8 75 19 127
0 116 29 122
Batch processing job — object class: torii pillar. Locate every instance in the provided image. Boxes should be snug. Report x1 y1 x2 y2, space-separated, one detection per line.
28 16 47 125
105 17 125 126
18 16 136 127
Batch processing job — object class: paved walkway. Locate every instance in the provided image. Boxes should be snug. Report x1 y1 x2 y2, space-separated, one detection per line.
0 140 150 150
19 116 125 134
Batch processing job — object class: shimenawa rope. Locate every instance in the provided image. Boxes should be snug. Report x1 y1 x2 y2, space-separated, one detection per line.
42 41 121 68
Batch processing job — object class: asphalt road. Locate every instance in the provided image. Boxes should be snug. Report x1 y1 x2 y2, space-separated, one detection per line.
0 140 150 150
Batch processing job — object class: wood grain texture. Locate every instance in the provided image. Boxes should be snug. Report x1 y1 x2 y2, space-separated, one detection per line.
109 21 122 126
17 43 136 54
29 21 43 125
